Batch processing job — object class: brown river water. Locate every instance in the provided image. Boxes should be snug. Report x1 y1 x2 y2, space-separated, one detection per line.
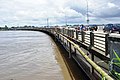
0 31 64 80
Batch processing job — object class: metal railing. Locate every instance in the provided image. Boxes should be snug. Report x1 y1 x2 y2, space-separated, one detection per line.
20 27 114 80
57 33 113 80
54 28 109 56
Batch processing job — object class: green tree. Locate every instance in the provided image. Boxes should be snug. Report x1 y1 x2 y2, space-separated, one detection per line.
5 25 8 30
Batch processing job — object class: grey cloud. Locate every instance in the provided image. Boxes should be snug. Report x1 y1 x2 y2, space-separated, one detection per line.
32 19 39 21
92 5 120 18
70 7 86 15
66 0 120 19
65 0 87 15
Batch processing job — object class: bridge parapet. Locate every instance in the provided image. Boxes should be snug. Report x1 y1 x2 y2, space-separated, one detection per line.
53 28 109 56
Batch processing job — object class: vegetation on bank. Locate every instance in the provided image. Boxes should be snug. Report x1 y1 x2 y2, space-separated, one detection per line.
0 25 35 31
0 25 9 30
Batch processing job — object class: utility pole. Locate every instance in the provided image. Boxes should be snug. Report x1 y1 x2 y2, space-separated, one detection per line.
47 18 49 27
86 0 89 25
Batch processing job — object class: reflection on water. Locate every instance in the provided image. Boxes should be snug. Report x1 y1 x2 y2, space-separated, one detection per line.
0 31 64 80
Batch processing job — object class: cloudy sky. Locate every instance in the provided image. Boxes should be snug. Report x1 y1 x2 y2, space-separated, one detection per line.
0 0 120 27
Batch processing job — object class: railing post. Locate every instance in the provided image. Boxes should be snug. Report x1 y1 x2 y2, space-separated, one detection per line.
81 31 85 42
63 28 65 35
55 32 57 42
70 30 71 37
67 29 69 36
74 48 76 56
60 28 62 34
90 32 94 47
69 30 71 37
76 30 78 40
71 30 73 38
51 28 53 33
65 29 67 35
50 29 52 33
68 30 70 37
63 37 64 45
58 33 61 41
62 28 63 34
70 30 72 38
105 33 109 56
69 42 72 58
70 30 72 37
67 40 69 47
72 30 74 38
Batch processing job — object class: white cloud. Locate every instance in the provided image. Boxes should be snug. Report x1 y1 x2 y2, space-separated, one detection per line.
108 2 117 8
0 0 120 27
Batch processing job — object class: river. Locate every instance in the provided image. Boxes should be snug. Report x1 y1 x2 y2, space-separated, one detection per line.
0 31 64 80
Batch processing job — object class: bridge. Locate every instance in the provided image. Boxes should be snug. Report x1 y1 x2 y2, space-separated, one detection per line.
13 27 120 80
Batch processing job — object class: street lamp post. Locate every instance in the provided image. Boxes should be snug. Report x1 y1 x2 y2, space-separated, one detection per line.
65 13 67 26
47 18 49 27
60 11 68 27
86 0 89 25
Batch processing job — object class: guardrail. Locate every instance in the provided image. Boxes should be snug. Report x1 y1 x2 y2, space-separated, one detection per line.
58 33 113 80
54 28 109 56
40 28 113 80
